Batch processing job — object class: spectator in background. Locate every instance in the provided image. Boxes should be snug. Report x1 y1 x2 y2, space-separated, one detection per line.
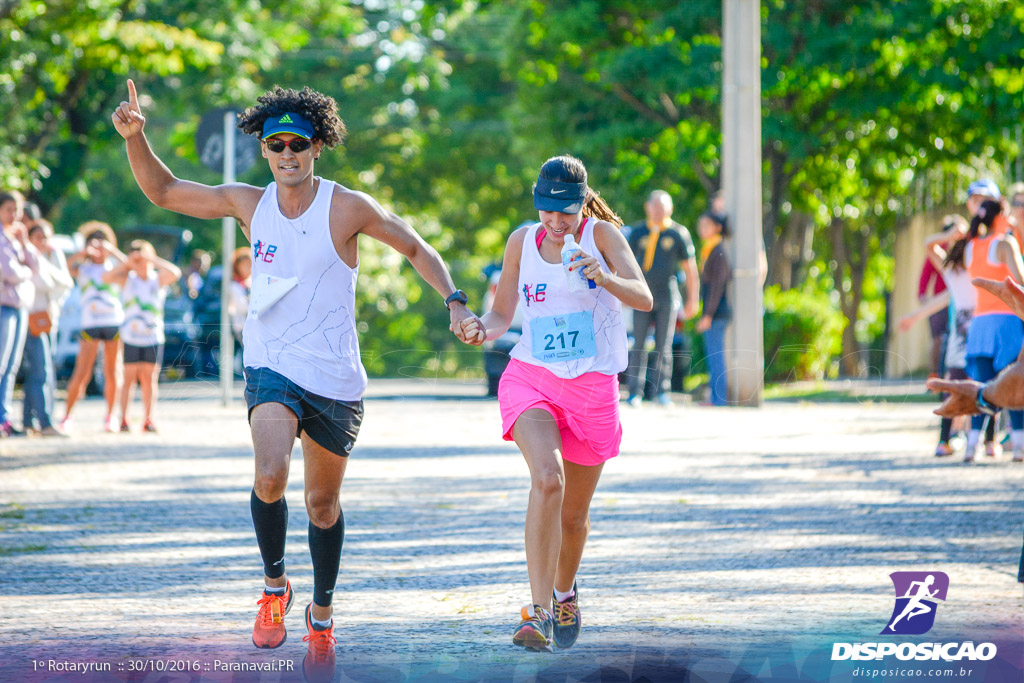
24 219 73 436
963 179 1005 450
229 246 252 349
0 190 37 436
898 215 974 457
625 190 698 407
697 211 731 406
186 249 211 299
962 198 1024 462
105 239 181 433
710 189 767 286
917 236 949 379
1007 182 1024 250
63 221 127 433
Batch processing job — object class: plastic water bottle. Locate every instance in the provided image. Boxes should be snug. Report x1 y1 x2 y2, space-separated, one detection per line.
562 234 590 293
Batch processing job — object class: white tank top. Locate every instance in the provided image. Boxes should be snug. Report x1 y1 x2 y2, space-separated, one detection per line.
510 219 627 379
121 270 166 347
243 178 368 401
78 261 124 329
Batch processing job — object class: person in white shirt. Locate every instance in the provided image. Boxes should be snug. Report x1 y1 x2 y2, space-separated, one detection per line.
113 80 478 680
62 221 127 433
103 239 181 432
459 154 653 651
24 219 73 436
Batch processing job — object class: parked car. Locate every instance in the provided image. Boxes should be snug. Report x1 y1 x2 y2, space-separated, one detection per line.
190 265 245 377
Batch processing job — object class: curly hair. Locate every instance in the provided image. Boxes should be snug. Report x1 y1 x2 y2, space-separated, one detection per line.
237 86 346 148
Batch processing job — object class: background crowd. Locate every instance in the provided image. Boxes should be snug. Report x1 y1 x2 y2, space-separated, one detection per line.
900 180 1024 462
0 190 252 437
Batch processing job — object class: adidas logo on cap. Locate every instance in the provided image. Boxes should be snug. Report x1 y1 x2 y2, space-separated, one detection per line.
279 114 293 123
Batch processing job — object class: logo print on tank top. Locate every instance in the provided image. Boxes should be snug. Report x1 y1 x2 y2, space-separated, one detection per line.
523 283 547 306
253 240 278 263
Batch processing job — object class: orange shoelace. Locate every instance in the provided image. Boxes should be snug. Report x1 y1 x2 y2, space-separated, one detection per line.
303 626 337 656
256 593 285 626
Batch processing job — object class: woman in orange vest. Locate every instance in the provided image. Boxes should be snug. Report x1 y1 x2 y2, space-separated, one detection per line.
962 199 1024 462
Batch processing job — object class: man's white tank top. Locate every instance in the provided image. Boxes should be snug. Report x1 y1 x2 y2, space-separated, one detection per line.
243 178 368 401
509 219 627 379
78 261 124 329
121 270 166 347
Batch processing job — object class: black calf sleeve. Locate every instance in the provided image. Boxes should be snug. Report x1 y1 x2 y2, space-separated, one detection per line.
309 510 345 607
939 417 952 443
251 489 288 579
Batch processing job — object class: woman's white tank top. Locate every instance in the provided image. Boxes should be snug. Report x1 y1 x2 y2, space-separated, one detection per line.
509 219 627 379
243 178 368 401
78 261 124 329
120 270 166 346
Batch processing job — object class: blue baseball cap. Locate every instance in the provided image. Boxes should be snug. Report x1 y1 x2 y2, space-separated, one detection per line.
967 179 1001 200
262 112 314 140
533 176 587 214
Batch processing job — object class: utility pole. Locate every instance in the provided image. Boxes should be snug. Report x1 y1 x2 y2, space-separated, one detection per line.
722 0 764 406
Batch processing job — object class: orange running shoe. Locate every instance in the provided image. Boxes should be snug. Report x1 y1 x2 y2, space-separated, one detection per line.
302 603 337 683
251 582 294 649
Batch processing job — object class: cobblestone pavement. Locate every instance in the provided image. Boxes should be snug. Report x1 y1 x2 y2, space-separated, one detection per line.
1 379 1021 682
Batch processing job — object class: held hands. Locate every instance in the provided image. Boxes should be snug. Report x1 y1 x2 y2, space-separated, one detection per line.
567 248 607 287
682 302 699 321
449 305 486 346
456 316 487 346
112 79 146 140
696 315 712 334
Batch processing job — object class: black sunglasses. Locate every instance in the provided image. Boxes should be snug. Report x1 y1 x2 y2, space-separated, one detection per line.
265 138 312 153
1013 199 1024 208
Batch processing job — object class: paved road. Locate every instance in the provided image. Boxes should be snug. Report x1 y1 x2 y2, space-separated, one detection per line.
1 379 1021 682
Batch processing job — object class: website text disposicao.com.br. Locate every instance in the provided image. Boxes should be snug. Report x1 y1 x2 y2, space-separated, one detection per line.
850 665 981 679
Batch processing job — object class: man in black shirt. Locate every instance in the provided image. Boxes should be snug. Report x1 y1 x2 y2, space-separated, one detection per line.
625 191 699 406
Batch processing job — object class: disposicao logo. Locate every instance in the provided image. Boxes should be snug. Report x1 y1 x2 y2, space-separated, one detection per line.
881 571 948 635
830 572 997 663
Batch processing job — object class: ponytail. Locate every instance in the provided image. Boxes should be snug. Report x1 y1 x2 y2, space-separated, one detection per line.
582 188 623 226
945 214 984 271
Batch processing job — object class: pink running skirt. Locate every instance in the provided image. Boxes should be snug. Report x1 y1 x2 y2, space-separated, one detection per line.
498 359 622 466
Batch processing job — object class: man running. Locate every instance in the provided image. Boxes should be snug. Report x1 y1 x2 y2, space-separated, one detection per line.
112 80 477 681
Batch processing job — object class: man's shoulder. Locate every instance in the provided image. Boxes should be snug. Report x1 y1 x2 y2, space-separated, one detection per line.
668 221 692 238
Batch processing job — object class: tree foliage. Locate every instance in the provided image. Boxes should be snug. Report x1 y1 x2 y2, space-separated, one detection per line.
4 1 1023 378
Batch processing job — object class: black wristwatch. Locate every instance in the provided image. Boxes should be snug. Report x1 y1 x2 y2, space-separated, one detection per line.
976 386 999 417
444 289 468 310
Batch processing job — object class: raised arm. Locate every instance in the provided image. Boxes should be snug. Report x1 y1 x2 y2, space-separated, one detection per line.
149 252 183 287
101 260 132 286
112 79 261 236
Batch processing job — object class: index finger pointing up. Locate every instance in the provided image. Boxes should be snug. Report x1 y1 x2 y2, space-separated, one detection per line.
127 79 139 109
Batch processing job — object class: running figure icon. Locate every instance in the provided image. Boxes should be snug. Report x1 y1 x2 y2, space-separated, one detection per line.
888 575 938 631
881 571 949 635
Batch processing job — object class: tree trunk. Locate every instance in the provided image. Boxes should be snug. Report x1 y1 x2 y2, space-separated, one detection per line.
829 217 868 377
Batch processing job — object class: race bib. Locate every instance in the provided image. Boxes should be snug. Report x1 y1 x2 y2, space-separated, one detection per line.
531 311 596 363
250 274 298 318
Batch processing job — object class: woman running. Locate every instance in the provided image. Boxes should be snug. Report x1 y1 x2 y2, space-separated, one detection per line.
459 154 652 651
104 239 181 432
62 221 127 432
963 199 1024 462
898 215 976 456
